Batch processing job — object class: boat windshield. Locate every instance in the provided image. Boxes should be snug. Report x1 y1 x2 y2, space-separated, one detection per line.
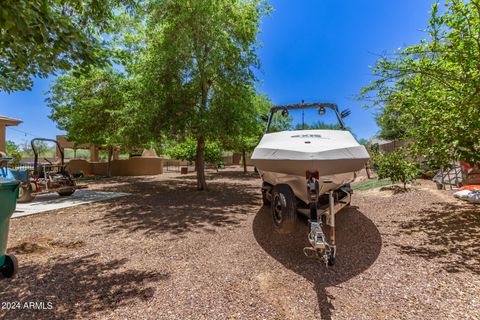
267 105 345 133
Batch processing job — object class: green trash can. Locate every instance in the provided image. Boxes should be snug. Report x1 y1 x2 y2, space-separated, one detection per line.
0 180 20 278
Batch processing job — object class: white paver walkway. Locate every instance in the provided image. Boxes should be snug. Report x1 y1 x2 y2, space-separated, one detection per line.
13 189 129 218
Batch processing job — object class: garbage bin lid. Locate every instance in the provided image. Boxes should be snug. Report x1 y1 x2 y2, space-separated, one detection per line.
0 180 19 192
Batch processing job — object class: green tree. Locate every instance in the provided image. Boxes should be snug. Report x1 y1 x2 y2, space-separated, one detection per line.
373 149 419 190
0 0 136 93
31 140 54 157
361 0 480 167
224 94 271 173
135 0 269 189
6 140 22 167
374 104 408 140
357 138 369 146
268 112 293 132
48 68 128 176
167 138 223 167
294 121 342 130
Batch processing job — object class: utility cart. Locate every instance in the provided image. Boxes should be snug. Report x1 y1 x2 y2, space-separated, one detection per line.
13 138 78 203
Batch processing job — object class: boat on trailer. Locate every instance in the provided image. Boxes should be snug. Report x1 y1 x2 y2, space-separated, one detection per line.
251 102 370 265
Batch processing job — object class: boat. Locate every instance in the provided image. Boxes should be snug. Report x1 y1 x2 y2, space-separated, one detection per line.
251 102 370 265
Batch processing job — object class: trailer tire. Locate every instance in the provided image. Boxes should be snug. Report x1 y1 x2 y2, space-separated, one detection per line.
17 184 36 203
271 185 297 234
0 254 18 278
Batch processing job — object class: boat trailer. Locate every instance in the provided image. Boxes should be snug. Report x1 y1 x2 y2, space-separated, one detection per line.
298 171 352 266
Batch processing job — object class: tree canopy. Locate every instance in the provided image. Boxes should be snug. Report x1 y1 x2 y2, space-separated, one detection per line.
362 0 480 167
166 138 223 166
6 140 22 167
0 0 136 93
47 68 129 176
41 0 271 186
223 94 272 173
373 105 408 141
294 121 342 131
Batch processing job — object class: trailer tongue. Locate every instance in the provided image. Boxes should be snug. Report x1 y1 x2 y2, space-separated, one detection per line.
300 172 353 266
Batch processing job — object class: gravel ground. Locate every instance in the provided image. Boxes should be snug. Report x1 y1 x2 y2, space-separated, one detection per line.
1 167 479 319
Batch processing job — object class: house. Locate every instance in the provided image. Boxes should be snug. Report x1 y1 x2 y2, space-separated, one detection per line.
0 116 22 153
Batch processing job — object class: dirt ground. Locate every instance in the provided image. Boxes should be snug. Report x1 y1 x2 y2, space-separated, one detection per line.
1 167 479 319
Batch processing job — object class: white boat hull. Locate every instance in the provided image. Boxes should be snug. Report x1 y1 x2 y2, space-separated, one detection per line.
259 170 355 204
252 129 369 204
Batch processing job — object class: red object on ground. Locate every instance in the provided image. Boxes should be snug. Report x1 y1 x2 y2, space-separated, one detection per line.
459 185 480 191
460 161 479 171
460 161 471 170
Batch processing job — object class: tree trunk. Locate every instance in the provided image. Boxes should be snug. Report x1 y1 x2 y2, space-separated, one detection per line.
196 136 207 190
365 163 371 179
194 36 209 190
107 146 113 177
242 149 247 173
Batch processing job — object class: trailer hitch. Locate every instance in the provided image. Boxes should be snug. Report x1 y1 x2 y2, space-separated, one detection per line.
303 246 336 266
303 174 336 266
303 221 336 266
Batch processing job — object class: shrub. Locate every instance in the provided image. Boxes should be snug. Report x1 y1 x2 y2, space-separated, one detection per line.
166 139 197 162
373 148 419 190
166 138 223 166
6 140 22 167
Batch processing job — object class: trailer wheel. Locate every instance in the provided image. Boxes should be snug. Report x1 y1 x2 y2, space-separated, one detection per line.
58 188 75 197
17 184 36 203
271 185 297 234
0 254 18 278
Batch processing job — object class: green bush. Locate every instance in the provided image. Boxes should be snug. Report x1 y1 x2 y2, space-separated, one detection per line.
166 138 223 166
6 140 22 167
203 141 224 166
166 139 196 162
373 149 419 190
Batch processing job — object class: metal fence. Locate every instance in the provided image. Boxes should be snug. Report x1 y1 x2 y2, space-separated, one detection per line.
164 161 219 173
9 162 34 170
164 161 195 173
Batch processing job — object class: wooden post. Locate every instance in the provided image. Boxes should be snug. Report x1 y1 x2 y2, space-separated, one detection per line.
112 148 120 160
0 124 6 153
242 149 247 173
440 166 445 190
90 145 99 162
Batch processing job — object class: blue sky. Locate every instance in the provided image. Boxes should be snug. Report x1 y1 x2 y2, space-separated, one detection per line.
0 0 437 146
